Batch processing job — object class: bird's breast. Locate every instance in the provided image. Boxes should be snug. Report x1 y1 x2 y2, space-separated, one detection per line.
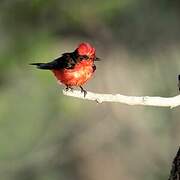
52 61 95 86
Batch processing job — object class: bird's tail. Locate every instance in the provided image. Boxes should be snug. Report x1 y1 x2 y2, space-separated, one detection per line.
30 63 53 70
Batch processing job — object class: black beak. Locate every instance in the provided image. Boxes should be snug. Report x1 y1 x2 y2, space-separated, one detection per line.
95 57 101 61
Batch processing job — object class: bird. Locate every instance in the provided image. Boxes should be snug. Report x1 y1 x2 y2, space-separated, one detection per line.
30 42 100 97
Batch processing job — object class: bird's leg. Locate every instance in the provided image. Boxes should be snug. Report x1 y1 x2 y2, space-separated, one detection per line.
79 86 87 98
65 85 73 92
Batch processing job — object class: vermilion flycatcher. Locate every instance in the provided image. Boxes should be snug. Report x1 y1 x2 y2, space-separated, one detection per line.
30 42 99 97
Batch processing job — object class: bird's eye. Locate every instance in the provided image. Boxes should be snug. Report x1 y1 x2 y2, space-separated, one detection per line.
83 55 89 60
79 55 89 60
79 56 84 60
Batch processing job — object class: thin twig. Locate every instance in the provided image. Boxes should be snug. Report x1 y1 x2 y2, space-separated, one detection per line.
63 89 180 108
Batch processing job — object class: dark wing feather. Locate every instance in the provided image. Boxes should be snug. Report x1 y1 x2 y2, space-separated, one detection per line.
30 51 78 70
58 52 77 69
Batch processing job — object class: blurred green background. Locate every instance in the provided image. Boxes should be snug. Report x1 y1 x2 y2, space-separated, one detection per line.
0 0 180 179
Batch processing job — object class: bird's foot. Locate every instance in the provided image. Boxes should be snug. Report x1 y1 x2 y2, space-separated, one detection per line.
80 86 87 98
65 86 73 92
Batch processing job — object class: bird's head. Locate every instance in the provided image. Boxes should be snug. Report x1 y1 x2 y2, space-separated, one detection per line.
76 42 100 62
77 42 95 57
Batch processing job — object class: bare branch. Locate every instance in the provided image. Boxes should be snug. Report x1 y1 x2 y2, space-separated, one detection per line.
63 90 180 108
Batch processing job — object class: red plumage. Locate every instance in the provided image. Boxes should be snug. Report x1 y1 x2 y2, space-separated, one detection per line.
52 60 94 86
30 42 99 96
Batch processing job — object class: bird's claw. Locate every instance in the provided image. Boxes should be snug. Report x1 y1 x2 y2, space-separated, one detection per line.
65 86 73 92
80 86 87 98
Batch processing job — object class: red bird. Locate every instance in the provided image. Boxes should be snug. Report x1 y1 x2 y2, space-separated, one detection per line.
30 42 99 97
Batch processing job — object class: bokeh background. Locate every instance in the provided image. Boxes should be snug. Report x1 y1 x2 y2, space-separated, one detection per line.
0 0 180 179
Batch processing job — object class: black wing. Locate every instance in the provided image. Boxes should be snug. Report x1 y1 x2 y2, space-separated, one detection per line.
30 51 79 70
